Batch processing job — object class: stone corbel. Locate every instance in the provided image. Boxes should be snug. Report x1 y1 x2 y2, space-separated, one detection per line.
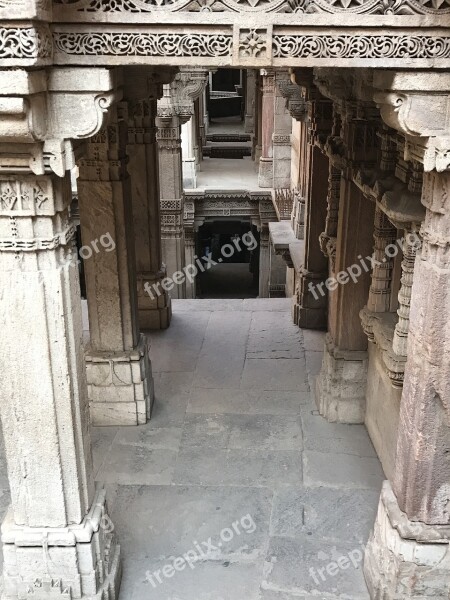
0 67 123 177
373 71 450 173
275 71 308 122
168 69 208 124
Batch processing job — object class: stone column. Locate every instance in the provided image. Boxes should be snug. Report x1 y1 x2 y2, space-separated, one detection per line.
78 107 154 426
366 207 398 313
254 73 263 166
295 145 329 329
125 77 172 330
156 108 186 298
259 225 270 297
258 70 275 188
364 71 450 599
316 175 375 423
0 170 121 599
365 169 450 600
273 71 293 190
245 69 257 136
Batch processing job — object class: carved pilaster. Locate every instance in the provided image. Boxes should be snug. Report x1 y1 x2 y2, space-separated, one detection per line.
367 208 398 313
392 232 420 356
319 164 341 272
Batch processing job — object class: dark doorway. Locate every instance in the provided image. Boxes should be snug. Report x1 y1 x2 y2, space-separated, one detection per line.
196 220 259 298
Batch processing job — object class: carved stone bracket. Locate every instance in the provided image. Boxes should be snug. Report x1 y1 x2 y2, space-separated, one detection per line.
374 71 450 172
0 67 122 176
276 70 308 122
157 69 208 123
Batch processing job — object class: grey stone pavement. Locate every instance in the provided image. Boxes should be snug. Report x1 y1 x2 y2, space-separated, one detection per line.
94 299 384 600
0 299 384 600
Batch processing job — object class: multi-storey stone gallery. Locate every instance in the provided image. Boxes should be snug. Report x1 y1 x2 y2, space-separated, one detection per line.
0 1 449 599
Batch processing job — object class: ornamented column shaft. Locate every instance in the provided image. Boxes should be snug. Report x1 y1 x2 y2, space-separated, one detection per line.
319 163 341 270
273 70 294 190
245 69 257 135
391 231 419 356
0 171 121 599
156 108 186 298
258 70 275 188
78 106 154 426
259 225 270 297
367 207 398 313
125 85 172 330
393 170 450 525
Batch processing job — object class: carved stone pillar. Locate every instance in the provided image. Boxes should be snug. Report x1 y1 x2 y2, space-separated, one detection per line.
258 70 275 188
0 66 122 600
125 74 172 331
316 176 375 423
156 110 186 298
273 70 293 189
295 145 329 329
245 69 257 136
0 168 121 600
319 163 341 271
367 207 398 313
391 230 419 356
365 71 450 600
78 107 154 426
259 225 270 297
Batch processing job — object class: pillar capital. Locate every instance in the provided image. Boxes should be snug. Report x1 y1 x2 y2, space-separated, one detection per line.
0 67 122 176
157 69 208 124
373 70 450 172
275 69 308 122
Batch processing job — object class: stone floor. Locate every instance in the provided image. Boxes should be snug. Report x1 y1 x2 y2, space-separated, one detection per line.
91 299 384 600
194 157 260 191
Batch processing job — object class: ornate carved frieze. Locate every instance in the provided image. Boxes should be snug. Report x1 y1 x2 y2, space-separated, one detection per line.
273 34 450 59
54 31 233 57
0 25 52 63
52 0 450 13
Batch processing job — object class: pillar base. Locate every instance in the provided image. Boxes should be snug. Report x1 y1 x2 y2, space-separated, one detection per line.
1 487 121 600
315 334 368 423
137 273 172 330
364 481 450 600
293 269 328 329
258 158 273 188
86 334 154 426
